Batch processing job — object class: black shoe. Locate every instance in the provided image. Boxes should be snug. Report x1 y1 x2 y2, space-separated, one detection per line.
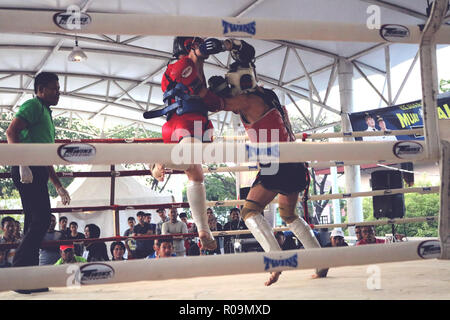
14 288 49 294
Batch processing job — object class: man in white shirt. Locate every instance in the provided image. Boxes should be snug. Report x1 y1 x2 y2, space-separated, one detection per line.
161 208 188 257
363 113 381 141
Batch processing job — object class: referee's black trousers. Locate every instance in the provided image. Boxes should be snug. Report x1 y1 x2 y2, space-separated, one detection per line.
11 166 52 267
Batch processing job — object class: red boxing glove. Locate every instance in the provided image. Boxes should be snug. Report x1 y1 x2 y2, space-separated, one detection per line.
162 57 201 94
203 90 225 112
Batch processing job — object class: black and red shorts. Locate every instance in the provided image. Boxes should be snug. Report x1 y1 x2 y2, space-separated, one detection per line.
252 162 308 195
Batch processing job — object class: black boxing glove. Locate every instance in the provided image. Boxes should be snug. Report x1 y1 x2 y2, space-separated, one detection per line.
199 38 225 56
208 75 231 98
226 39 255 66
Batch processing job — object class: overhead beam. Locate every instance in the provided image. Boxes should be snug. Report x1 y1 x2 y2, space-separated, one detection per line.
2 10 450 42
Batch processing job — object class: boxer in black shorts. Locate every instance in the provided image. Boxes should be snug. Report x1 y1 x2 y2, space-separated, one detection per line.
207 39 328 285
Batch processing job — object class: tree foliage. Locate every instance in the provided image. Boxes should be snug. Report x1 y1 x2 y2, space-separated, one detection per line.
440 79 450 93
182 168 237 225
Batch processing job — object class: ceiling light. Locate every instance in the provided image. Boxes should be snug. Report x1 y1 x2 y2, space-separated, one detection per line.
68 38 87 62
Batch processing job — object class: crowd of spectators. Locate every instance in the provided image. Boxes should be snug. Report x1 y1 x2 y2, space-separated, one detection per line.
1 206 404 269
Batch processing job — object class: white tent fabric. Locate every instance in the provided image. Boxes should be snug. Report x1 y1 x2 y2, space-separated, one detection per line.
55 164 174 238
1 0 448 135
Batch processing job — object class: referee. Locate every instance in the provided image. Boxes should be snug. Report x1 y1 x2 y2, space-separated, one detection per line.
6 72 71 281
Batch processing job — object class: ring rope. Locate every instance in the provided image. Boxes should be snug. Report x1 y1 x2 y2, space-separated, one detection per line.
0 140 430 166
0 240 440 292
0 186 439 216
0 160 419 179
0 138 164 144
0 128 423 145
220 129 424 141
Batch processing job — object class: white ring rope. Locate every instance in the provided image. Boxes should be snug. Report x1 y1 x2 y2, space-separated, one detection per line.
0 240 440 292
206 186 439 208
0 140 429 166
213 216 438 236
221 129 424 141
202 159 417 173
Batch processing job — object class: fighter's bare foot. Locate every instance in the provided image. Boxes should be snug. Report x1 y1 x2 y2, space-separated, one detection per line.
198 230 217 251
265 271 281 286
311 268 329 279
150 163 165 182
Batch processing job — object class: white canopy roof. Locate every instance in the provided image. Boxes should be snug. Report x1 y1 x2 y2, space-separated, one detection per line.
1 0 448 136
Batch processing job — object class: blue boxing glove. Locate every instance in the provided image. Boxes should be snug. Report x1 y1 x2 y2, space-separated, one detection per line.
199 38 225 56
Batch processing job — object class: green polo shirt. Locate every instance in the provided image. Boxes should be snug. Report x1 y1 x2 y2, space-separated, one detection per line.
15 97 55 143
54 256 87 265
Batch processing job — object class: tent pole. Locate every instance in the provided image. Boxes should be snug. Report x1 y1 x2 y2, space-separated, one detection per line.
338 57 363 237
110 164 119 236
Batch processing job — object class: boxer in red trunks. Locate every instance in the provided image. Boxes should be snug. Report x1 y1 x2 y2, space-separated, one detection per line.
208 39 328 285
145 37 226 250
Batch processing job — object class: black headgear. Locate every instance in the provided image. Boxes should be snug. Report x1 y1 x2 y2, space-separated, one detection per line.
172 37 203 58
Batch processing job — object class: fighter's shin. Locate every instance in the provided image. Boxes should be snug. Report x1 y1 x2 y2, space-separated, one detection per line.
186 181 210 233
287 218 321 249
244 214 281 252
288 217 328 277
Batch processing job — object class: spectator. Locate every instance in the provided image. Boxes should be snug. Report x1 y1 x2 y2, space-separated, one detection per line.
66 221 85 256
0 250 11 268
355 226 363 242
206 207 214 218
13 220 23 241
83 224 109 262
275 231 299 250
325 228 349 247
179 212 195 255
0 216 19 267
316 228 331 247
144 213 156 234
123 216 136 259
162 208 188 257
110 241 126 261
1 216 17 243
147 239 176 259
223 208 249 254
39 214 65 265
133 211 155 259
282 230 301 250
156 208 170 235
187 241 201 256
59 216 70 237
179 212 194 232
275 231 286 248
356 226 386 245
201 213 222 255
54 244 86 265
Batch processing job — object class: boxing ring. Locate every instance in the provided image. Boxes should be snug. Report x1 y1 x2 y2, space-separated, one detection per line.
0 130 448 297
0 0 449 300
